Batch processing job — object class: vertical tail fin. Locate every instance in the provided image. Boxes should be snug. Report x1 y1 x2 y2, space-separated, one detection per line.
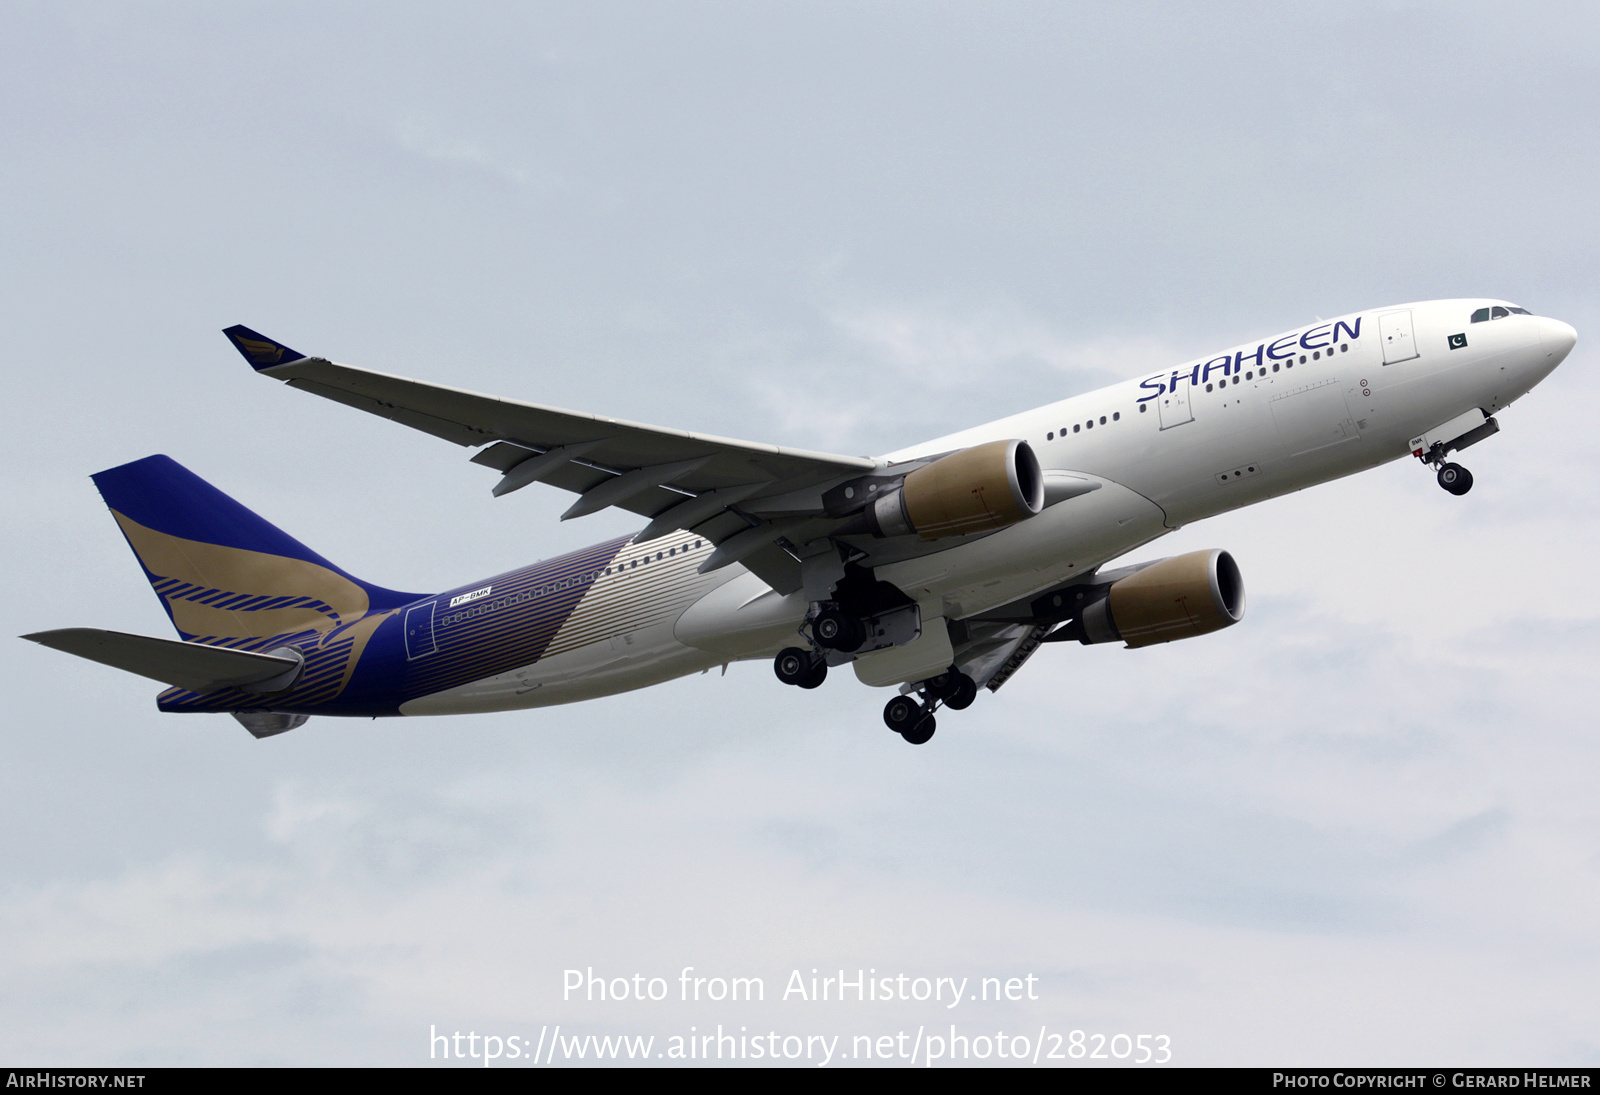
92 455 420 644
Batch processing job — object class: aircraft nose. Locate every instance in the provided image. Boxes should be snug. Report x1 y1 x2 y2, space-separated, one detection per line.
1538 316 1578 362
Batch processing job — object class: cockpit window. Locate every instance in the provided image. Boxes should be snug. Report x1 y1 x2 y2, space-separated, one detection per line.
1472 305 1532 323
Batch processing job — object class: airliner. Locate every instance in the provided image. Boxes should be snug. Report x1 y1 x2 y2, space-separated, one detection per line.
23 300 1576 744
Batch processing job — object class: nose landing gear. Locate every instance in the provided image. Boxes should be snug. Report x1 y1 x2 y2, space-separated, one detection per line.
1418 440 1474 496
1436 462 1473 496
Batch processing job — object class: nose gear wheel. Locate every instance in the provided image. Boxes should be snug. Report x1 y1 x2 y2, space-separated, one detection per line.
1437 462 1473 495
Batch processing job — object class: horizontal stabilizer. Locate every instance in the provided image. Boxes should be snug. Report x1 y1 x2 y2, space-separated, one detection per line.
22 628 303 694
222 325 306 371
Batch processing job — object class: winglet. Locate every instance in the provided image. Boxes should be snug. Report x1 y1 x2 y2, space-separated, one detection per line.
222 325 306 371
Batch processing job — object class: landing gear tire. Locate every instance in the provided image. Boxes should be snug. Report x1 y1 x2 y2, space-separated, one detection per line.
883 694 920 733
944 674 979 711
924 667 978 710
902 713 937 745
883 695 937 744
1437 462 1473 495
774 646 826 688
813 605 865 652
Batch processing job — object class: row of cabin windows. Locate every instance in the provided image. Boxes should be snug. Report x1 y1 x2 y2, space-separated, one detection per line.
1065 341 1356 426
1047 412 1120 441
1203 343 1349 393
1471 305 1531 323
602 539 703 576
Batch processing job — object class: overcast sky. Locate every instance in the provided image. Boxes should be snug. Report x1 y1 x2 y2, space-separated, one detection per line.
3 0 1597 1067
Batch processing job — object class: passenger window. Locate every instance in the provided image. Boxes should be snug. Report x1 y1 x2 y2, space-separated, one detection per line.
1206 383 1214 392
1471 307 1491 323
1085 420 1093 429
1073 424 1080 433
1113 411 1120 421
1272 363 1279 372
1139 404 1147 413
1098 416 1106 425
1047 432 1054 440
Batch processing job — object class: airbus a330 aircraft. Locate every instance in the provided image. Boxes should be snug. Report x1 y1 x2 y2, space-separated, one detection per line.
24 300 1576 744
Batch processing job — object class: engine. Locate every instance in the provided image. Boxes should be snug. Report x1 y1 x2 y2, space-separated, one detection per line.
1076 549 1244 647
859 439 1044 540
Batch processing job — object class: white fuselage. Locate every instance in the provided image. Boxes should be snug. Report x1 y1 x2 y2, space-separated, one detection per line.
400 300 1575 716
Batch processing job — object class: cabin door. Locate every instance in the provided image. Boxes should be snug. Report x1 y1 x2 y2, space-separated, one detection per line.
1158 380 1194 429
1379 310 1419 364
404 601 438 660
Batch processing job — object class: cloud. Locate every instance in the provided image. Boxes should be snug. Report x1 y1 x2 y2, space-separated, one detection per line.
392 118 533 187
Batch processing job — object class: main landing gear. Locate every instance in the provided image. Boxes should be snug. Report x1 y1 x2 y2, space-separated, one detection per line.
773 646 827 689
881 666 979 746
773 600 868 691
883 694 936 744
811 604 866 652
771 594 980 745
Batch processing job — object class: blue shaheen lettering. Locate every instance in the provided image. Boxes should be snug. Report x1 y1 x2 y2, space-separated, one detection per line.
1267 334 1300 360
1332 316 1362 343
1299 323 1332 350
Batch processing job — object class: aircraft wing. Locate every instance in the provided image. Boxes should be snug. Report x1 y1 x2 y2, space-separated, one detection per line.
224 326 879 593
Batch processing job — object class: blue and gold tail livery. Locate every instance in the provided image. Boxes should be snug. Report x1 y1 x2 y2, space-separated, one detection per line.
222 325 305 371
91 455 423 714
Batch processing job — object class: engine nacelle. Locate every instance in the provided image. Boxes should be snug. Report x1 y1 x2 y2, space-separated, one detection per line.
864 439 1043 540
1079 549 1244 648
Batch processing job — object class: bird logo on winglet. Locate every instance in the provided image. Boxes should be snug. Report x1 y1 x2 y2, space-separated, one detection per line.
232 335 286 366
